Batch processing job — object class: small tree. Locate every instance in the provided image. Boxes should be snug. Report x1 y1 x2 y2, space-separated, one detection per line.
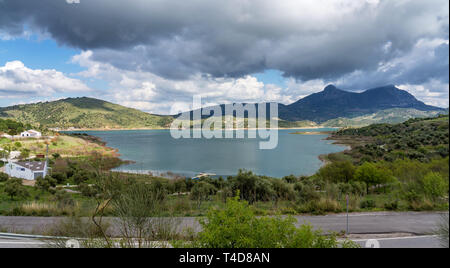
36 176 57 192
0 172 8 182
355 162 394 194
318 161 356 183
4 178 29 200
422 172 448 200
190 181 217 208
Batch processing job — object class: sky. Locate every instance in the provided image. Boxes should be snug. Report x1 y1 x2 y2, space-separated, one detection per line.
0 0 448 114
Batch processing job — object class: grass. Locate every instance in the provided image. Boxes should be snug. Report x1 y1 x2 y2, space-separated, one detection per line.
0 134 118 159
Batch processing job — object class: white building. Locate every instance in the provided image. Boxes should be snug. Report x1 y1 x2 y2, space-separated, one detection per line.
20 130 42 138
4 161 48 181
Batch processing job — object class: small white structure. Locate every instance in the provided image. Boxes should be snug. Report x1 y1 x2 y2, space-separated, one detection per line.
20 130 42 138
4 161 48 181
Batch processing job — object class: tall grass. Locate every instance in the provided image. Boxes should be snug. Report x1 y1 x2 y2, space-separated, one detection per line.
436 213 449 248
10 201 79 216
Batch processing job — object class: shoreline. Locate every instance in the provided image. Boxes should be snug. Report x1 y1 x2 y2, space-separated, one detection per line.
58 126 341 132
66 128 348 179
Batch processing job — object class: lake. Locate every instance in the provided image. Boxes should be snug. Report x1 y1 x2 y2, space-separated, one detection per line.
71 128 346 178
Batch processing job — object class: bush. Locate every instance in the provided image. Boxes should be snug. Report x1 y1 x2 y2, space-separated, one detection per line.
355 162 394 194
317 161 355 183
294 182 320 202
36 176 57 192
0 172 8 182
4 178 29 200
272 180 296 201
193 196 357 248
227 170 275 203
360 199 376 209
384 200 399 211
52 172 68 184
78 183 98 197
190 182 217 207
421 172 448 200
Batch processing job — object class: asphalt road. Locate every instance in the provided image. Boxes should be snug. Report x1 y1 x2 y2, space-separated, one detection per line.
0 212 445 236
0 236 46 248
0 235 444 248
353 235 443 248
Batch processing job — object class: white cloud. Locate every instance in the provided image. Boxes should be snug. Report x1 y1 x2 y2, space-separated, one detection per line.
72 51 298 114
0 61 91 98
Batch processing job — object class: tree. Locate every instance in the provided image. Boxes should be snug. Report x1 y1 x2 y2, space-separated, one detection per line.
4 178 29 200
190 181 217 208
71 169 93 185
36 176 57 192
354 162 394 194
173 179 187 195
0 172 8 182
318 161 356 183
227 170 275 204
79 183 98 197
422 172 448 200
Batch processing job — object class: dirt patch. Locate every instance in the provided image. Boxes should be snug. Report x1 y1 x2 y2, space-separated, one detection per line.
22 180 36 187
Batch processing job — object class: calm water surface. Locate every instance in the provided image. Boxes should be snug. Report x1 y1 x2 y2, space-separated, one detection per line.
72 129 345 178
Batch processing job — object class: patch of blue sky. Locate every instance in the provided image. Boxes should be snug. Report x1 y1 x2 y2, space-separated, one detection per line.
252 69 287 88
0 34 83 74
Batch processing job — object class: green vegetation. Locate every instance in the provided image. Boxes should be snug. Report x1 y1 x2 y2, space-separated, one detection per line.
188 196 358 248
323 108 446 128
0 116 448 249
0 97 173 129
332 115 449 163
0 118 33 135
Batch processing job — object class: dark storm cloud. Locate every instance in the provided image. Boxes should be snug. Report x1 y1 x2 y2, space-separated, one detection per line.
0 0 448 82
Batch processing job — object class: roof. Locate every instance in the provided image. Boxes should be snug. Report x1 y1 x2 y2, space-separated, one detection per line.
21 130 41 134
14 161 46 172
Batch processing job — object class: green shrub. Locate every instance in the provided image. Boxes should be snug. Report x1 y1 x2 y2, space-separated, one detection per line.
4 178 29 200
384 200 399 211
294 182 320 202
355 162 395 194
0 172 8 182
421 172 448 200
190 181 217 207
194 196 357 248
317 161 355 183
360 199 376 209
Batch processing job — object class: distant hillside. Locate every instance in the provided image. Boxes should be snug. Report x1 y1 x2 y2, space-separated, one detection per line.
278 85 445 122
322 108 447 128
0 97 173 129
179 85 445 124
0 85 446 130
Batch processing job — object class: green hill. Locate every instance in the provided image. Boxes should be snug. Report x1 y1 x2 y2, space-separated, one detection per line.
322 108 447 128
0 97 173 129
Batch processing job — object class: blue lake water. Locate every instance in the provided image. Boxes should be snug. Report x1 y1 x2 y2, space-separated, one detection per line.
71 129 346 178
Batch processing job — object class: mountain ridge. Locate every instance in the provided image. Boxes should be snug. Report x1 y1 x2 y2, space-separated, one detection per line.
0 85 446 129
279 85 443 122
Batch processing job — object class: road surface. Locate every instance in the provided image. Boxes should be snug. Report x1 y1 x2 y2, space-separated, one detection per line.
0 212 444 236
352 235 442 248
0 236 46 248
0 234 443 248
